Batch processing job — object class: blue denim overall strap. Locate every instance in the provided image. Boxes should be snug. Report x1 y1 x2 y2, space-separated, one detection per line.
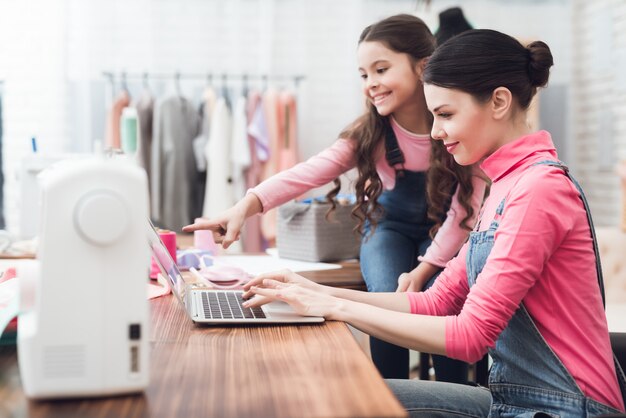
465 160 624 416
364 119 436 241
382 116 406 175
533 160 626 407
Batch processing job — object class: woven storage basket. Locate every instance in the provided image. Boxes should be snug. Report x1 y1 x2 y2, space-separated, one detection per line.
277 201 360 262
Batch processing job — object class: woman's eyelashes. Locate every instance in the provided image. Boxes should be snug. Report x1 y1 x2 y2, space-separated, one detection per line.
436 112 452 119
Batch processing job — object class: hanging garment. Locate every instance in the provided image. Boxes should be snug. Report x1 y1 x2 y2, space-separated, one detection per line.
248 96 270 162
190 87 216 220
150 96 201 231
202 96 242 252
260 88 280 180
231 94 251 201
242 90 264 252
193 86 217 173
104 90 130 149
278 90 299 171
135 91 154 190
258 89 300 244
259 89 280 243
202 97 234 218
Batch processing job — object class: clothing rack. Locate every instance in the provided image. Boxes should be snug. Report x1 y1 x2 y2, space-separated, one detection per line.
103 71 305 90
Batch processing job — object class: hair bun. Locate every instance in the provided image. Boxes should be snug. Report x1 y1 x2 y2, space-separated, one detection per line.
527 41 554 88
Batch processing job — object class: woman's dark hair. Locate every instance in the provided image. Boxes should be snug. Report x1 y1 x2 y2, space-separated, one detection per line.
424 29 554 109
326 14 476 237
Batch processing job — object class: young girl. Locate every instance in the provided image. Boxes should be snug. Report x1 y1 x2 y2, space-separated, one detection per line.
241 29 626 416
183 14 487 381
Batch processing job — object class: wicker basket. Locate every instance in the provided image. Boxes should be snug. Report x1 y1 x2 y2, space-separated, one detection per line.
277 201 360 262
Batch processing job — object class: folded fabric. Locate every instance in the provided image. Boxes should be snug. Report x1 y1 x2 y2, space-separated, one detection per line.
189 264 252 290
147 273 171 300
176 249 214 271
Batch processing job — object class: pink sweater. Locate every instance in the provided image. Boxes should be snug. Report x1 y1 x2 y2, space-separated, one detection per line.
250 117 487 267
407 131 624 411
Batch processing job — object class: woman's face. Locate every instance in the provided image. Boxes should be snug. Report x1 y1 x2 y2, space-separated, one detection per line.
424 84 501 166
357 41 423 120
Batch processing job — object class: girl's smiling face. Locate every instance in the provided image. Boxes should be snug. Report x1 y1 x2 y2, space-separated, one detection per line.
357 41 424 122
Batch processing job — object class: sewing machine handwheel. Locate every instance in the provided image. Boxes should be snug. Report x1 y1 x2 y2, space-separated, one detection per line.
74 191 129 246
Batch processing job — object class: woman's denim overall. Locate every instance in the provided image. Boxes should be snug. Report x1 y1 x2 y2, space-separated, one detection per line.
468 161 626 416
386 161 626 417
360 121 468 382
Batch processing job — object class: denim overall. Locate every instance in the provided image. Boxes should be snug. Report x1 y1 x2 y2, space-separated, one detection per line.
360 119 467 381
467 160 626 417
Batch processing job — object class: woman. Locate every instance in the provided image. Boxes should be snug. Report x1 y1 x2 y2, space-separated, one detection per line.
242 29 626 416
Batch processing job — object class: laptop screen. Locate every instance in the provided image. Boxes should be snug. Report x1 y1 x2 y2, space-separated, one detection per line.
146 220 186 304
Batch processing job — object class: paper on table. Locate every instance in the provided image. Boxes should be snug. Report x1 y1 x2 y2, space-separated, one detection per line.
212 252 342 276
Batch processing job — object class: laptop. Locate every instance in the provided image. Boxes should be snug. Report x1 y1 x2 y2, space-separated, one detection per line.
147 221 325 325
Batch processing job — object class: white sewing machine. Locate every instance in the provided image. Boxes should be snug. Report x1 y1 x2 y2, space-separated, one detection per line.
17 156 150 398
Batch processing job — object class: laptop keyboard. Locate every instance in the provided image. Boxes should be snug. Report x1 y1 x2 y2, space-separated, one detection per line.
200 291 266 320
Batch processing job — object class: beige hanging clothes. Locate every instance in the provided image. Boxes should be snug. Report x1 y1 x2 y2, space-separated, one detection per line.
135 91 154 190
104 90 130 149
242 90 264 252
259 89 300 244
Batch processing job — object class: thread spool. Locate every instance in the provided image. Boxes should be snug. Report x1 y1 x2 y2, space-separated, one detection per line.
193 218 218 253
150 229 177 279
120 107 138 154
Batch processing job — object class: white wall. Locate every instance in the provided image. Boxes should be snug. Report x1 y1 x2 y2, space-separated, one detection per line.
1 0 577 235
571 0 626 226
0 0 69 235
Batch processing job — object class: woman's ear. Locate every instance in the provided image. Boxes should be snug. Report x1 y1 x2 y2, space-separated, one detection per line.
491 87 513 120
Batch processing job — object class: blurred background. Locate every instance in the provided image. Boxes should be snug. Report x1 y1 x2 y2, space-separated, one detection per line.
0 0 623 238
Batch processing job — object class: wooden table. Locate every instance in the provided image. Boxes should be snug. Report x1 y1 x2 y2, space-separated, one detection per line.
0 265 405 418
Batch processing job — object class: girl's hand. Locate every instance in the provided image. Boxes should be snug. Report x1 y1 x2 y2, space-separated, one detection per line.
396 272 423 292
243 278 342 319
182 206 245 249
182 194 263 249
396 262 440 293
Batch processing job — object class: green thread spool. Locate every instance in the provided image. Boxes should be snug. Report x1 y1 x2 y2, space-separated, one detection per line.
120 107 138 154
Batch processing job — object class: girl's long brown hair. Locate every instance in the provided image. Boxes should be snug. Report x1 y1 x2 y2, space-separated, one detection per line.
326 14 477 238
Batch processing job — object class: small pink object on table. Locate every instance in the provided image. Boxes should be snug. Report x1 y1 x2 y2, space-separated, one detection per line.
150 230 177 279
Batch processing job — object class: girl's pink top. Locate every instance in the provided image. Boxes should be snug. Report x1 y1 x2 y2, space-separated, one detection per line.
250 117 487 268
407 131 624 411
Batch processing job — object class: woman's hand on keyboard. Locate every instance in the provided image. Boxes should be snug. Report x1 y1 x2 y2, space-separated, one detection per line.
242 269 324 300
242 277 341 319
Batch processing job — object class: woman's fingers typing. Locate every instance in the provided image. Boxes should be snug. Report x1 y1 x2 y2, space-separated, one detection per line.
242 286 288 308
242 278 288 299
241 293 272 308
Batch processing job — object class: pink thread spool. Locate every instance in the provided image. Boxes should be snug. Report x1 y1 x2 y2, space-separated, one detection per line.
193 218 218 253
150 229 177 279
